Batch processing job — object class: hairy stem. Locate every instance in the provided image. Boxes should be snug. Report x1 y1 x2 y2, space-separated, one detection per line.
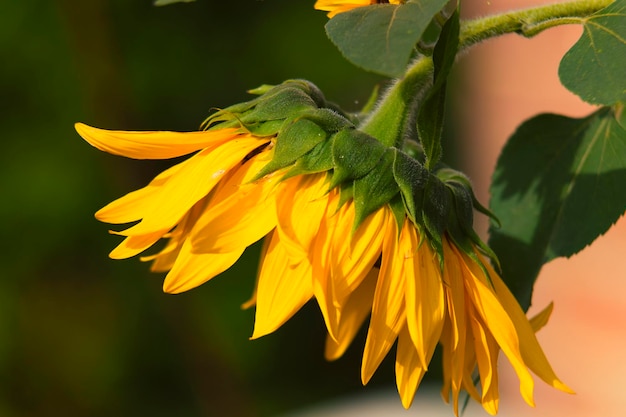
459 0 613 50
360 56 434 149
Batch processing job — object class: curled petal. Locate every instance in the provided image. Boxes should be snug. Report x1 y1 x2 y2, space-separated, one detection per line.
75 123 242 159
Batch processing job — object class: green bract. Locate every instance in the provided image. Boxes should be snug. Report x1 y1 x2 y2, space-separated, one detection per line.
204 80 499 273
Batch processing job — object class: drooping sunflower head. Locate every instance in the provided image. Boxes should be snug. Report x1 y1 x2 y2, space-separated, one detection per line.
77 79 571 416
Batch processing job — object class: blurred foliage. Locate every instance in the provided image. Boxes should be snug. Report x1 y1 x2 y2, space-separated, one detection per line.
0 0 446 416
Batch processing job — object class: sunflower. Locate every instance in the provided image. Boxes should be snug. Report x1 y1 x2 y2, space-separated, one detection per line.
76 81 571 415
314 0 404 18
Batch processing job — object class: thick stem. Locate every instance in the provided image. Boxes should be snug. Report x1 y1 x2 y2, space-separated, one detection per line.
360 56 434 149
459 0 613 50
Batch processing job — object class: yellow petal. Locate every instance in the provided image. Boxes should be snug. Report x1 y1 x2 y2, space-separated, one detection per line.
241 235 273 311
325 267 378 361
330 202 387 300
314 0 403 17
142 199 207 271
190 154 279 253
483 259 574 395
96 163 181 224
314 0 372 18
276 173 330 260
361 215 405 385
251 230 313 339
311 195 342 341
456 247 537 407
395 325 427 409
108 230 168 259
162 239 244 294
404 225 445 369
440 240 468 411
119 137 265 238
75 123 242 159
469 310 500 416
529 301 554 332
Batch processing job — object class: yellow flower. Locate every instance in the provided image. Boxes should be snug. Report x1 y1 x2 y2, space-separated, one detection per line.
76 116 571 415
314 0 404 18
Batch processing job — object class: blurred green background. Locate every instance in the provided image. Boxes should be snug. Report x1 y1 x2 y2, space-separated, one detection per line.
0 1 418 416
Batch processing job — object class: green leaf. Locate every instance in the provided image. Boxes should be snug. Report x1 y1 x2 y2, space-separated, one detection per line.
417 9 459 169
325 0 449 77
558 0 626 105
615 102 626 129
154 0 195 5
489 109 626 310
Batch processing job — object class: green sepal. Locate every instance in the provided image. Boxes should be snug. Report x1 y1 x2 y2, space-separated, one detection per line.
338 182 354 209
253 118 328 179
392 149 429 224
388 194 408 236
437 167 500 228
240 85 318 124
330 129 387 188
299 108 354 133
206 80 330 130
285 137 335 177
421 175 451 268
240 119 285 137
247 84 276 95
352 148 400 229
444 179 499 279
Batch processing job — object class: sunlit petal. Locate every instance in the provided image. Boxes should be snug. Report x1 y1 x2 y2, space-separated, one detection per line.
162 239 244 294
251 231 314 339
404 225 445 369
361 215 405 385
75 122 242 159
120 137 265 238
325 267 378 361
191 153 279 253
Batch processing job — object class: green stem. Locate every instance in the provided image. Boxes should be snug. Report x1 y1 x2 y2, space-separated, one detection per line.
360 56 434 148
460 0 613 50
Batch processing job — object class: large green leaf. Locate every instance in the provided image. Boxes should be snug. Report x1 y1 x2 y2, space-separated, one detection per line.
489 108 626 310
559 0 626 105
325 0 449 77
